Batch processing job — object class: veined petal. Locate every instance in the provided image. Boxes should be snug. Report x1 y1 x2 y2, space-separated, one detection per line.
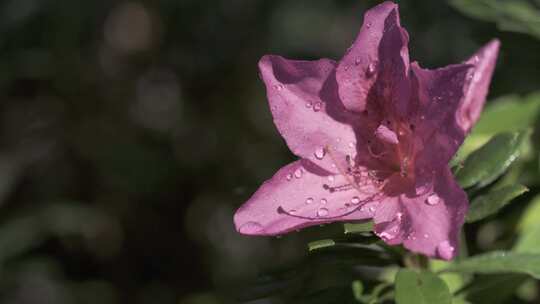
373 168 468 260
234 160 380 236
259 55 359 173
336 1 410 115
458 39 500 132
411 62 472 168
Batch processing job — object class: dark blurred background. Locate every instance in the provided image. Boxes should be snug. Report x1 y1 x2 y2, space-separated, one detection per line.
0 0 538 303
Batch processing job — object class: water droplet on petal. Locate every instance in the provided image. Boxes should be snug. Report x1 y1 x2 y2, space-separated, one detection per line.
423 234 429 239
294 168 303 178
305 102 313 108
286 174 292 181
366 62 376 77
366 22 372 28
273 84 284 91
348 142 355 148
317 208 329 217
238 221 263 234
327 176 335 182
355 58 361 65
437 240 455 260
289 209 297 215
320 198 328 205
306 197 314 204
351 196 360 205
313 102 322 112
314 147 326 160
426 194 440 206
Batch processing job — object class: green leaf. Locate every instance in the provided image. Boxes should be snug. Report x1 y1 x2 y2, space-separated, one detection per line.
442 251 540 279
308 239 336 251
517 194 540 232
456 93 540 160
514 195 540 253
457 131 528 188
466 184 528 223
450 0 540 39
395 269 451 304
351 280 363 301
344 221 373 234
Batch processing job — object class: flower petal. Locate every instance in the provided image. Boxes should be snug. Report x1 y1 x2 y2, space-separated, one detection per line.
458 39 500 132
336 1 410 114
259 55 359 173
373 168 468 260
234 160 380 236
410 62 472 168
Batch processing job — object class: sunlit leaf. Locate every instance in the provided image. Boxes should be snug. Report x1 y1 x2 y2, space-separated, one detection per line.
395 269 451 304
344 221 373 234
308 239 336 251
466 184 528 223
443 251 540 279
457 131 528 188
457 93 540 160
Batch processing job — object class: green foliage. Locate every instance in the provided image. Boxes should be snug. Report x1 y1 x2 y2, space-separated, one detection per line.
344 221 374 234
450 0 540 39
394 269 451 304
457 131 529 188
443 251 540 279
466 184 528 223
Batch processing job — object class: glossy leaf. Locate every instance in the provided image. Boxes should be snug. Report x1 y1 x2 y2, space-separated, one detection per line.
443 251 540 279
457 131 528 188
466 184 528 223
344 221 373 234
395 269 451 304
456 92 540 160
308 239 336 251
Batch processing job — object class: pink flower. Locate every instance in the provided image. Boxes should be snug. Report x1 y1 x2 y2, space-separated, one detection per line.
234 1 499 260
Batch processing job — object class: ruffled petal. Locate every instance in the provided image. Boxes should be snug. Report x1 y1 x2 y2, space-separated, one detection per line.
259 55 359 173
458 39 500 132
336 1 410 115
234 160 380 236
373 168 468 260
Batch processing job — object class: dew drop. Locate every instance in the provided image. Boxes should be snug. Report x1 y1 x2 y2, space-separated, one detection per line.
305 102 313 108
273 84 284 91
366 62 376 77
286 174 292 181
238 221 263 234
306 197 314 204
289 209 297 215
314 147 326 160
294 168 303 178
355 58 361 65
317 208 329 217
423 233 429 239
437 240 455 260
351 196 361 205
426 194 440 206
327 175 335 182
348 142 355 148
313 102 322 112
320 198 328 205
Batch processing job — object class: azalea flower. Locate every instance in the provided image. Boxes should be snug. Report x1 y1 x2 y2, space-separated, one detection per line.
234 1 499 260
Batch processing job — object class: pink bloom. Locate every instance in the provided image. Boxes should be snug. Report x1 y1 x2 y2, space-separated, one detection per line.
234 1 499 260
